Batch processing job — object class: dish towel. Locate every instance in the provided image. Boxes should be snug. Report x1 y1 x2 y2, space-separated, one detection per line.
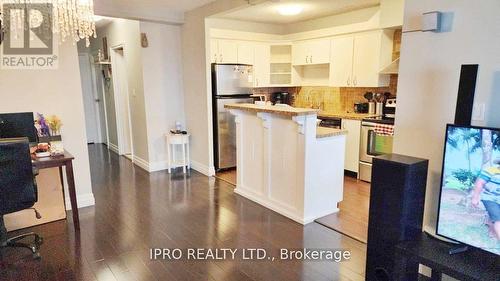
375 124 394 136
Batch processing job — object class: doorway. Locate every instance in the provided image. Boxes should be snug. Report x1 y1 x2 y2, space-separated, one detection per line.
110 46 134 160
79 54 107 144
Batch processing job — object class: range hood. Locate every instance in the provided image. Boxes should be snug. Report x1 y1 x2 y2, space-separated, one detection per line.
379 58 400 74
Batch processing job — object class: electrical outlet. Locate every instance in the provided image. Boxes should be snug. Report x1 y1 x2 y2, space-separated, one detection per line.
472 103 485 121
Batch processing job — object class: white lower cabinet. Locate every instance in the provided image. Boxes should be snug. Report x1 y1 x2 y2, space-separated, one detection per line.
342 119 361 173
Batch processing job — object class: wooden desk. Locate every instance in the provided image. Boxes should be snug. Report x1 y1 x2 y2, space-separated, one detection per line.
32 151 79 230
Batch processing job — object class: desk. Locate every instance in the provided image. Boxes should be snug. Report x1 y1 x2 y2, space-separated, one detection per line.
32 151 79 230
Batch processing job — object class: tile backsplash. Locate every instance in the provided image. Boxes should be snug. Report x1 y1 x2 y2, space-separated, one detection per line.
253 86 395 114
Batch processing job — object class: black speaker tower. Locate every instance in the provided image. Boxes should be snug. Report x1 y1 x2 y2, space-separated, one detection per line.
454 64 478 126
365 154 429 281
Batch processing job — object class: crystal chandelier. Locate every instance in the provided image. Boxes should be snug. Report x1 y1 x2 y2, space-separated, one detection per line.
0 0 96 46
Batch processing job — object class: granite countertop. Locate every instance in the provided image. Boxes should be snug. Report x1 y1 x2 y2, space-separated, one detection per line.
225 103 319 116
316 127 348 139
318 111 381 120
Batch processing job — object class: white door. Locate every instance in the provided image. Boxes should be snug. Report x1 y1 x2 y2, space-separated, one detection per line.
218 40 238 63
253 43 270 87
111 48 133 156
308 39 331 64
330 36 354 87
342 119 361 173
352 32 380 87
237 42 254 65
79 54 100 144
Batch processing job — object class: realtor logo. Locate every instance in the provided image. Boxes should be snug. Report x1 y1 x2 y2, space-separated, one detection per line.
1 2 58 69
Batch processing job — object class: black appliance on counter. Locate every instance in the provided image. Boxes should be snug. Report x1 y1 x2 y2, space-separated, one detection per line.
271 92 291 105
354 103 369 113
318 116 342 129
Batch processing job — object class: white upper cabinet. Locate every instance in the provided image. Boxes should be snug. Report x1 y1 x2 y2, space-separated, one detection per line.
330 36 354 87
352 32 383 87
210 39 219 63
292 41 309 65
292 39 331 66
237 42 255 65
211 39 238 63
253 43 270 87
330 30 393 87
218 40 238 63
308 39 331 65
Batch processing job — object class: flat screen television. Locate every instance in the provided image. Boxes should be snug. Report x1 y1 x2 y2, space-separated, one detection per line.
0 112 38 143
437 124 500 255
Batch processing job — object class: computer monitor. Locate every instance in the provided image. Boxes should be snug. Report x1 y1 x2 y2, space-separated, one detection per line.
0 112 38 143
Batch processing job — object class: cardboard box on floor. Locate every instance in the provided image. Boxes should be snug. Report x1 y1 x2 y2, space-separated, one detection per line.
4 168 66 231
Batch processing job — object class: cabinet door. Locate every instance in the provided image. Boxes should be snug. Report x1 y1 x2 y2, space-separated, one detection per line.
237 42 255 65
253 44 270 87
292 42 309 65
330 36 354 87
342 119 361 173
308 39 330 64
210 39 219 63
218 40 238 63
352 32 380 87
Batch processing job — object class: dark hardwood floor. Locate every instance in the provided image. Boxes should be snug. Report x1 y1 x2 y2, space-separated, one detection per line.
316 177 370 243
0 144 367 281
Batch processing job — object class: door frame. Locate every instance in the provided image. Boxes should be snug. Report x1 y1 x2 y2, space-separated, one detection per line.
79 53 104 144
110 44 134 157
93 58 111 146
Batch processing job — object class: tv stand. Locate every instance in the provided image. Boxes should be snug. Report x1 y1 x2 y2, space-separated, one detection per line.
394 233 499 281
423 231 470 255
448 245 469 255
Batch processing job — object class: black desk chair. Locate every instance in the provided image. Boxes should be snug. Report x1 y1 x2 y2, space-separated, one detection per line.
0 138 43 259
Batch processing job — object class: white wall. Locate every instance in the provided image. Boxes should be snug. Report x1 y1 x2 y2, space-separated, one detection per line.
0 42 95 209
394 0 500 231
90 19 150 164
140 22 186 171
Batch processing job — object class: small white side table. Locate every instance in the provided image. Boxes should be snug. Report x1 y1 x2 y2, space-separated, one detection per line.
165 133 190 173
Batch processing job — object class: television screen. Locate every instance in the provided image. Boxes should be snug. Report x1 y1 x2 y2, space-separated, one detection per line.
437 124 500 255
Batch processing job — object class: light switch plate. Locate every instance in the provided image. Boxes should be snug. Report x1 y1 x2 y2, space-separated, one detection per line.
472 103 485 121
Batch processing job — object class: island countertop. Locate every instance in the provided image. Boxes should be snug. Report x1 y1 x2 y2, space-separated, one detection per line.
225 103 319 117
316 127 348 139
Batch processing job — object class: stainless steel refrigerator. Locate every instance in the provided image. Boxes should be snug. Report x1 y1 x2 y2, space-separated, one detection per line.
212 64 254 171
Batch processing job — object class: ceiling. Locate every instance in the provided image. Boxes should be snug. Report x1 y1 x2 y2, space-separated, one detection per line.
217 0 380 24
93 0 216 24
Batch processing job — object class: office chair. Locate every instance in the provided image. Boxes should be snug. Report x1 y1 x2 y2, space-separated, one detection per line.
0 138 43 259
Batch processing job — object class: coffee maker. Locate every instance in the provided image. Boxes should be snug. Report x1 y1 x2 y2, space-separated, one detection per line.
271 92 291 105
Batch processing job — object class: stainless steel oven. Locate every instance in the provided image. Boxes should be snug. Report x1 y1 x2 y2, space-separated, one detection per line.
359 121 394 182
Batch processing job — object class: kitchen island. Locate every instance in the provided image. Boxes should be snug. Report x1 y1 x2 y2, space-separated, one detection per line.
225 103 347 224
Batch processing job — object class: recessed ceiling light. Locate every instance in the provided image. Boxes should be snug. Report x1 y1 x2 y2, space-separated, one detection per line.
277 5 303 16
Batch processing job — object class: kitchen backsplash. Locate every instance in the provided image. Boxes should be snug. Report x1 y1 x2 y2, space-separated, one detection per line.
253 85 395 114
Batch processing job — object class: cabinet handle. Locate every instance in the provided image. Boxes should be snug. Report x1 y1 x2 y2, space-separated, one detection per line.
219 54 223 62
353 76 357 86
310 55 313 64
256 78 259 86
305 56 309 64
347 77 351 86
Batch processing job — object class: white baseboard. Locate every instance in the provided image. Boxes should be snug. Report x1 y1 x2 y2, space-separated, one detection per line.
65 193 95 210
108 143 119 154
132 155 150 172
128 157 215 176
191 160 215 176
234 187 305 224
149 161 169 172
